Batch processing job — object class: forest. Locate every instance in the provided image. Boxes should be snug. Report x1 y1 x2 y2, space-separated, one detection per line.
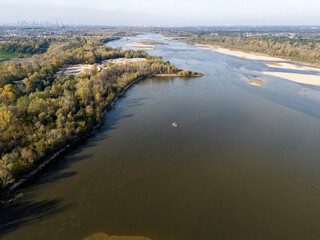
0 36 200 190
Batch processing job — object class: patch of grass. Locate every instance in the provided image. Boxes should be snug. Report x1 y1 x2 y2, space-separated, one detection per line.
0 48 31 60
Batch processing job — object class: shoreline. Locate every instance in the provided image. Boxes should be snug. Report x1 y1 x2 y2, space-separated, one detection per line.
126 40 168 50
155 73 203 77
248 78 264 87
126 42 155 50
0 73 200 204
196 44 286 62
196 43 320 68
196 43 320 87
263 62 320 73
0 75 149 203
263 71 320 86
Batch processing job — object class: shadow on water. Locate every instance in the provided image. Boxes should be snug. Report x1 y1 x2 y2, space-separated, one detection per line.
0 153 92 238
12 78 149 192
0 198 72 238
23 153 94 188
84 112 134 148
124 101 145 108
19 104 136 189
37 171 77 185
0 86 146 238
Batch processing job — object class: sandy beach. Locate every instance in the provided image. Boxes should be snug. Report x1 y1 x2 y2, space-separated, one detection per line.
55 64 102 76
196 43 320 87
248 78 265 87
56 58 147 76
263 71 320 86
196 44 285 61
103 58 147 64
126 42 155 50
264 62 320 72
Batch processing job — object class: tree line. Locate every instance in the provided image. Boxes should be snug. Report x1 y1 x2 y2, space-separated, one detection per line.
0 37 51 56
156 29 320 67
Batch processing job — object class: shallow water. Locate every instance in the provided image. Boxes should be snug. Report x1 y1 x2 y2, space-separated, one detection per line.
2 34 320 240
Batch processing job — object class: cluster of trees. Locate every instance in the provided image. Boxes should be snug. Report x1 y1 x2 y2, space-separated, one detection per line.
0 62 31 86
0 38 51 56
0 36 199 189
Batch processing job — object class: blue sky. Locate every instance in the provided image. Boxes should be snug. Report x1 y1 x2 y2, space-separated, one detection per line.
1 0 319 25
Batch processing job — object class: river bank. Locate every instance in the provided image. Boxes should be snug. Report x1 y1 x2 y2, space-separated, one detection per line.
263 71 320 86
0 70 201 204
3 33 320 240
196 43 320 87
126 42 155 50
0 75 149 203
263 62 320 73
196 44 286 61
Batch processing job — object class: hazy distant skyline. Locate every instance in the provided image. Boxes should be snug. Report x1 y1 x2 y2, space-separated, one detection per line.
1 0 320 26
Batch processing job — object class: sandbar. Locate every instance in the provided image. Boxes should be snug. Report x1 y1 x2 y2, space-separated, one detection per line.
248 78 264 87
196 44 285 61
264 62 320 72
263 72 320 86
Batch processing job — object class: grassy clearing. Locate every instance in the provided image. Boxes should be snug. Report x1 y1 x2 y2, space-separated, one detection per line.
0 48 31 60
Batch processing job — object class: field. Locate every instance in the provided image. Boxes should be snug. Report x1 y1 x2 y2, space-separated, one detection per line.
0 48 31 60
0 48 19 60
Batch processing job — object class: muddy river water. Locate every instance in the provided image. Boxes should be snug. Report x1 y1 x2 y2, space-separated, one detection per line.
2 34 320 240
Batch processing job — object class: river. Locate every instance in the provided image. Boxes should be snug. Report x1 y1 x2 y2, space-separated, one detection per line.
1 34 320 240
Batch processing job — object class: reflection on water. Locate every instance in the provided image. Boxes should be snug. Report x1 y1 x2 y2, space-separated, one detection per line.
2 34 320 240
